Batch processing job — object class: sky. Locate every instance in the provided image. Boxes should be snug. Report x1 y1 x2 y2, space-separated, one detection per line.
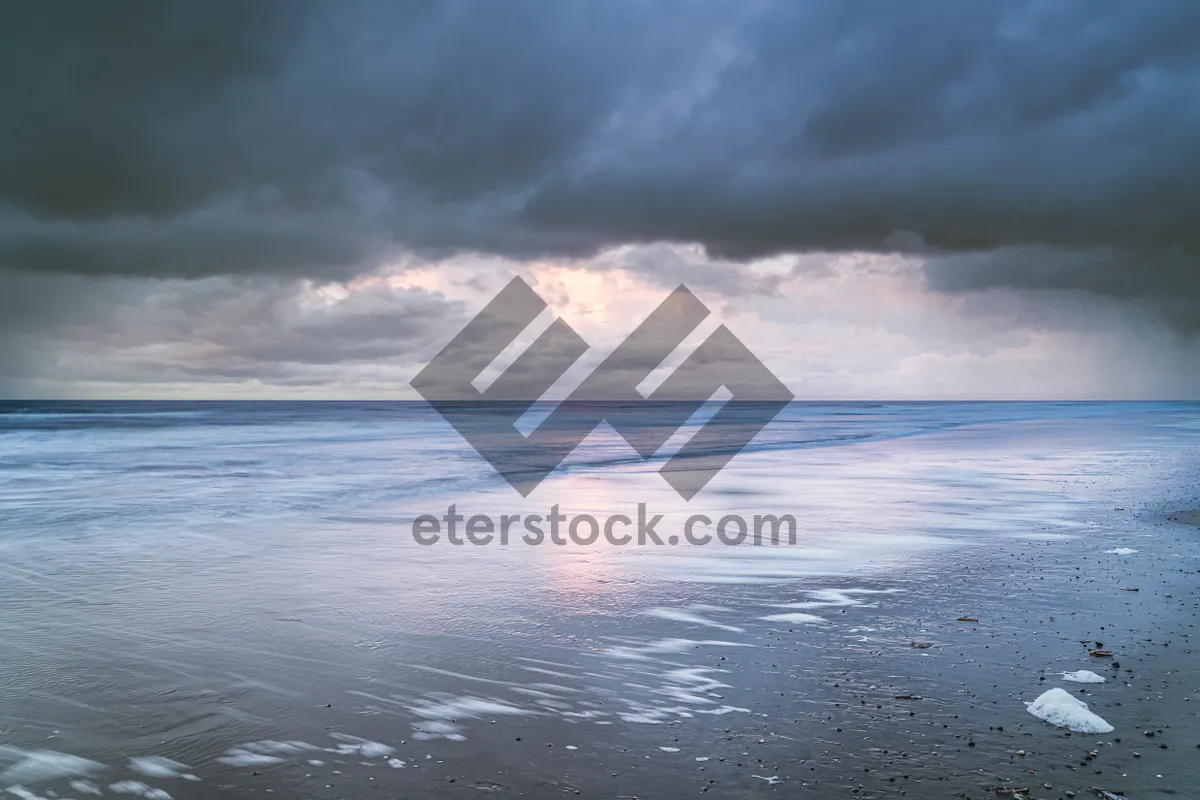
2 0 1199 400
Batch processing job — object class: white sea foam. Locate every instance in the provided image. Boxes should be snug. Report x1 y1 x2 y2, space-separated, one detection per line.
251 740 317 754
520 665 576 678
218 740 316 766
1026 688 1114 733
509 687 566 700
410 720 465 741
648 539 950 583
216 749 285 768
534 699 572 710
644 608 743 633
129 757 191 779
109 781 173 799
70 781 103 796
408 695 535 741
561 709 610 721
5 787 49 800
0 749 102 784
1104 547 1138 555
409 695 533 720
1014 532 1078 540
617 702 748 724
325 734 393 758
763 587 901 623
1061 670 1106 684
661 667 731 704
760 612 825 624
603 637 753 660
219 743 324 767
772 587 904 611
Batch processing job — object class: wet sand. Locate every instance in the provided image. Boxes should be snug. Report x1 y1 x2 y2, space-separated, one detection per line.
1169 509 1200 527
3 406 1199 799
6 511 1198 799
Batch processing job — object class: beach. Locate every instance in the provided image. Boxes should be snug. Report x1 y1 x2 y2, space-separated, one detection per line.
1 402 1198 798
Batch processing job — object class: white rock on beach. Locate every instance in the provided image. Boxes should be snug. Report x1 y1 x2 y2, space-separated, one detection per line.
1062 670 1107 684
1026 688 1114 733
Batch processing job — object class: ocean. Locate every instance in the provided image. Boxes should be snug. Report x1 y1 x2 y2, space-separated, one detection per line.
1 401 1198 797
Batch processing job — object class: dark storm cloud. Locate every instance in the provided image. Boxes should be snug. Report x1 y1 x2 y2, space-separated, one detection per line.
0 266 466 392
2 1 1199 321
922 246 1200 333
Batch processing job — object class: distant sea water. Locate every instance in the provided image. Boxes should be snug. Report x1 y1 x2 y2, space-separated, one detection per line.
0 400 1173 541
1 400 1199 797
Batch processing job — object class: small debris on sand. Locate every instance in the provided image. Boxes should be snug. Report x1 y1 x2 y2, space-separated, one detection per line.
1062 670 1106 683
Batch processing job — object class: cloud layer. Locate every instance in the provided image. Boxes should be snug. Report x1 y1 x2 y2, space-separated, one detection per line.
2 1 1198 396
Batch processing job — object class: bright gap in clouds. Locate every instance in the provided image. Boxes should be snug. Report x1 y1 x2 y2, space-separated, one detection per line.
2 244 1199 400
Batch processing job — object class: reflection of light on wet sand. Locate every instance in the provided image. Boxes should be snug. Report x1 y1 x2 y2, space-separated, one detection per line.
532 438 970 585
538 549 628 611
508 436 997 587
524 467 655 606
403 398 1117 590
